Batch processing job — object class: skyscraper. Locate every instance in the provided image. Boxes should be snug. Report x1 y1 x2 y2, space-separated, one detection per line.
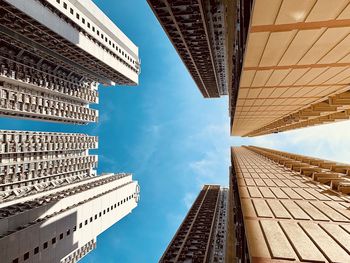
0 130 98 203
0 0 141 262
0 0 140 123
232 0 350 137
147 0 233 97
159 185 228 263
148 0 350 136
0 130 140 262
229 146 350 262
0 172 139 263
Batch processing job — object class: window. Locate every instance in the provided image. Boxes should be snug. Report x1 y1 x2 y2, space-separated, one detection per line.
76 13 80 19
60 233 63 240
56 0 60 3
114 204 117 208
112 43 115 48
82 18 85 24
52 237 56 245
43 242 48 249
107 208 110 212
12 259 19 263
24 252 29 261
90 217 93 222
85 220 88 225
95 214 97 220
97 30 100 36
92 26 95 32
34 247 39 255
99 212 102 217
101 33 104 39
67 230 71 236
79 223 82 229
73 226 77 232
109 40 111 45
118 202 120 206
63 2 67 9
87 22 90 28
103 210 106 215
70 8 73 14
105 37 108 42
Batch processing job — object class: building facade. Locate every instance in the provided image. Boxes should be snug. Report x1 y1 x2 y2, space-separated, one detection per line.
148 0 350 136
159 185 228 263
0 173 140 263
232 0 350 136
228 146 350 262
0 1 141 262
0 0 140 124
0 130 98 203
147 0 232 97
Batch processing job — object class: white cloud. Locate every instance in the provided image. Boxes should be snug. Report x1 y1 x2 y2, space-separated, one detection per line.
248 120 350 163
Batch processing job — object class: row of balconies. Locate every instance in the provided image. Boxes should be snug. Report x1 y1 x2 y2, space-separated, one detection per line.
0 150 86 162
0 88 98 122
0 170 92 192
0 155 97 179
0 132 97 143
0 142 97 153
0 163 96 186
0 57 98 103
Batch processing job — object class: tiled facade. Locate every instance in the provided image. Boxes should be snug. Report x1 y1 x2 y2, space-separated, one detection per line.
230 146 350 262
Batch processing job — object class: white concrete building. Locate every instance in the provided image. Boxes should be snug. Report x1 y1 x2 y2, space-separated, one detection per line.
0 173 140 263
0 130 98 203
0 0 140 124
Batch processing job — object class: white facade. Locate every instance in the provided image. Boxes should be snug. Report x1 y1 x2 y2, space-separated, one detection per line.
0 0 140 124
4 0 140 85
0 173 139 263
0 130 98 202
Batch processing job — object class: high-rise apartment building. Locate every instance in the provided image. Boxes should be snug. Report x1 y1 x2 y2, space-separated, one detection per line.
159 185 228 263
0 172 140 263
147 0 233 97
0 130 98 203
0 130 140 263
0 0 140 124
0 0 141 262
232 0 350 136
228 146 350 262
148 0 350 136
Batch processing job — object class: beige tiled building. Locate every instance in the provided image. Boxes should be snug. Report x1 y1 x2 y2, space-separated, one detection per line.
228 146 350 262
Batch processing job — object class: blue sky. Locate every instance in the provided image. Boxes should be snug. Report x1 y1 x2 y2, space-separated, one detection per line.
3 1 350 262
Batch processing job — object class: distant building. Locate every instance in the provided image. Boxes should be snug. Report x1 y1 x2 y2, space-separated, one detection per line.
159 185 228 263
0 0 140 124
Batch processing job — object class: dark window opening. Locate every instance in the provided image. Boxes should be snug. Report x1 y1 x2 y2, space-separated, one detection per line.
34 247 39 255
